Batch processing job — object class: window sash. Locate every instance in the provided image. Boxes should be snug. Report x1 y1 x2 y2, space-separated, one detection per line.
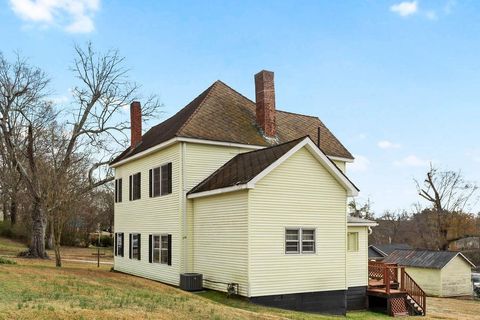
160 235 169 264
130 173 141 201
150 163 172 198
285 228 316 254
152 235 160 263
116 233 124 256
131 234 140 260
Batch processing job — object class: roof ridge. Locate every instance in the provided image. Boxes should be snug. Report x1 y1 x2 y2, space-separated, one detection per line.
176 81 221 135
228 135 307 157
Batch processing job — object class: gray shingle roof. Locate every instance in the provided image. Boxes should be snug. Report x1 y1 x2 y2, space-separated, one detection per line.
347 216 377 225
371 243 413 256
382 249 476 269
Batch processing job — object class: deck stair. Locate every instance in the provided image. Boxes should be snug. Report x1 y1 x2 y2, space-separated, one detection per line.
367 261 426 317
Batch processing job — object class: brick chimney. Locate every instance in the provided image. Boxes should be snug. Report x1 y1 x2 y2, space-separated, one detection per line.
255 70 276 137
130 101 142 148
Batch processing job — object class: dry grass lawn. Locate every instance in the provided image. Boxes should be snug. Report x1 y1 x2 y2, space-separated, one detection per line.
0 237 478 319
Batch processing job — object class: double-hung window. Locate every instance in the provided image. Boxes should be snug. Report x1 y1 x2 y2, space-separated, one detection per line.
115 232 124 257
115 178 123 203
285 228 316 254
149 234 172 265
129 233 141 260
347 232 359 252
149 163 172 197
129 173 141 201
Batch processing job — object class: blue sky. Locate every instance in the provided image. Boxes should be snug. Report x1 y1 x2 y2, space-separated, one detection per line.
1 0 479 215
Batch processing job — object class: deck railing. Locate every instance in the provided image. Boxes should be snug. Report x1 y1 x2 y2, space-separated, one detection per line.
368 261 426 315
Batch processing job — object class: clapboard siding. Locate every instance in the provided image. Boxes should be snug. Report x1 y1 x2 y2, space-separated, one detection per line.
333 160 346 173
249 147 348 297
114 143 181 285
347 226 369 287
441 257 473 297
185 143 252 272
192 191 249 296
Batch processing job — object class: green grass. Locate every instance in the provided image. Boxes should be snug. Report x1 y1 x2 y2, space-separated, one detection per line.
0 256 17 264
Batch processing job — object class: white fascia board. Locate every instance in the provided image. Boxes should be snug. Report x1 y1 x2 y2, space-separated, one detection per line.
348 222 378 227
110 137 179 168
329 156 354 163
186 183 253 199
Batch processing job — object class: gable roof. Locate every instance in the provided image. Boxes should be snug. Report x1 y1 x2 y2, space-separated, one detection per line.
370 243 414 256
111 81 353 165
187 136 359 199
382 249 476 269
369 247 386 259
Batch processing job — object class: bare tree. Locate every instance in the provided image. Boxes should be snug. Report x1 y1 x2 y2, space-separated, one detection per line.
416 165 479 250
0 44 161 263
349 198 375 219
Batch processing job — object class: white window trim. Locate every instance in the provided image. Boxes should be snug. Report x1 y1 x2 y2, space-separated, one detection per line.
347 232 359 252
131 233 141 260
285 227 316 255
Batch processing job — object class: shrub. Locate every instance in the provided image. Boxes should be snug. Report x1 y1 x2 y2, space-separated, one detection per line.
90 235 114 247
0 257 17 265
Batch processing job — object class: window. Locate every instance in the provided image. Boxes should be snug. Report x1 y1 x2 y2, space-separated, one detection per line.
115 233 124 257
149 163 172 198
130 233 141 260
149 234 171 265
285 228 316 254
129 173 141 201
285 229 300 253
302 229 316 253
115 178 123 203
348 232 359 252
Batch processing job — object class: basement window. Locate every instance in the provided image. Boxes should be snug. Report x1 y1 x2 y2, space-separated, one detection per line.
348 232 359 252
285 228 316 254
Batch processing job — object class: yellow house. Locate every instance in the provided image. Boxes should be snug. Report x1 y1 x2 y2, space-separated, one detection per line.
110 70 376 315
383 250 475 297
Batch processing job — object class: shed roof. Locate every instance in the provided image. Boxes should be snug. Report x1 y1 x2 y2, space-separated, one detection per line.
382 249 476 269
347 216 377 226
370 243 413 256
110 80 353 165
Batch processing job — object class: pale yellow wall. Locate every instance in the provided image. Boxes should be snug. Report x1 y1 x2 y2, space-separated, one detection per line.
347 226 369 288
114 143 181 286
184 143 252 272
333 160 346 173
404 267 442 297
440 256 473 297
192 191 249 296
249 147 348 297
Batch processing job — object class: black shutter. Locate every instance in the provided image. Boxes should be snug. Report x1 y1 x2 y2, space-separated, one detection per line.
149 169 153 198
115 180 118 203
129 233 132 259
167 163 172 194
129 175 132 201
118 179 122 202
137 173 141 200
114 233 117 256
138 234 141 260
120 233 124 257
167 234 172 266
149 235 153 263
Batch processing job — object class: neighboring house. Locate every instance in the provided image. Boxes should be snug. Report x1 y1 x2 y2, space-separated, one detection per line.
449 236 480 251
110 70 377 314
382 250 476 297
368 244 413 260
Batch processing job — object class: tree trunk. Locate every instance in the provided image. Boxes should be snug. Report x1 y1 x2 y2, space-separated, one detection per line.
46 221 54 250
54 240 62 267
53 219 63 267
23 199 48 258
9 198 17 226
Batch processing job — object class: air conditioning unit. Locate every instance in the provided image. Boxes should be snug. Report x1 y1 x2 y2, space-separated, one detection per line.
180 273 203 291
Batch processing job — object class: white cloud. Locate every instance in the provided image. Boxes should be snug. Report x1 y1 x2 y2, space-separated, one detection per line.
443 0 456 14
348 155 370 172
394 155 430 167
9 0 100 33
378 140 401 149
390 1 418 17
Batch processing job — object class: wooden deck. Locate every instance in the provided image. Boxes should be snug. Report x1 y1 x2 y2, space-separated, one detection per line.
367 261 426 317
